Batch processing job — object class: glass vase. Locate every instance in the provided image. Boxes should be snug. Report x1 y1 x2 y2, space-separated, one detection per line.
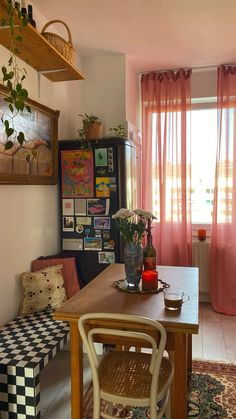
124 242 143 289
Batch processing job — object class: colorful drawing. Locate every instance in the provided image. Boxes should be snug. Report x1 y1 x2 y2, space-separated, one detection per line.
61 150 94 197
95 148 108 166
96 177 110 197
87 198 110 215
94 217 110 229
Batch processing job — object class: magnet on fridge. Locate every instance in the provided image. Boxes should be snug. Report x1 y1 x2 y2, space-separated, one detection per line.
85 228 90 237
76 225 84 234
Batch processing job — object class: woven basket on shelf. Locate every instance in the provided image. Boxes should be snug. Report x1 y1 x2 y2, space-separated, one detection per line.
41 19 75 64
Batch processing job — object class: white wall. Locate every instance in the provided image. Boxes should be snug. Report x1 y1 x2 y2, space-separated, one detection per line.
0 21 83 325
191 69 217 98
80 54 126 136
125 57 139 129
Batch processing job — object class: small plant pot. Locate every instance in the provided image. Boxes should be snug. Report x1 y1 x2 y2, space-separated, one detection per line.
84 122 103 139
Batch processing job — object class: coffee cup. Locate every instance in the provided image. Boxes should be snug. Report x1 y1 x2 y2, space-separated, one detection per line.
163 290 189 311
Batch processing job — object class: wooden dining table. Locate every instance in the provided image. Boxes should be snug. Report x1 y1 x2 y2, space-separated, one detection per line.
54 263 199 419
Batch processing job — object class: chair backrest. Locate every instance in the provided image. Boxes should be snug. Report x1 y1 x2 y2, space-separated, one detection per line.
78 312 167 398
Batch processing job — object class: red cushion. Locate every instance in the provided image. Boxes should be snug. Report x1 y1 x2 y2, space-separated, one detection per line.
31 257 80 299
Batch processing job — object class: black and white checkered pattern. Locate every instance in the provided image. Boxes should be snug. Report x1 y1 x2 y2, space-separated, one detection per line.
0 310 70 418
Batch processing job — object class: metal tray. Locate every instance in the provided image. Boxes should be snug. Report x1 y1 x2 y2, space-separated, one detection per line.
113 278 170 294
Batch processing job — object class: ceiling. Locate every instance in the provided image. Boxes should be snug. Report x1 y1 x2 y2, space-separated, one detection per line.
34 0 236 73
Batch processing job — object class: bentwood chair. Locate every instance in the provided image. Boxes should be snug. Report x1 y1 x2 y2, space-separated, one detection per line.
78 313 174 419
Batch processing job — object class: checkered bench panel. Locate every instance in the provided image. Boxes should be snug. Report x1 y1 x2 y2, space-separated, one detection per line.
0 310 70 418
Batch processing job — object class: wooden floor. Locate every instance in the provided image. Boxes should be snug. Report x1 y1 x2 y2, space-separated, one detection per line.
40 303 236 418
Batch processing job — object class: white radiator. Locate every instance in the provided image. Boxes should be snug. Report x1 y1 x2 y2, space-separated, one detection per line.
192 240 210 301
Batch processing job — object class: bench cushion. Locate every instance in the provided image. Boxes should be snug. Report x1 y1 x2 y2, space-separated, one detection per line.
32 256 80 299
20 265 67 316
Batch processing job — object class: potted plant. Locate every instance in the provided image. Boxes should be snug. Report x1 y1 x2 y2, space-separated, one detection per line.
78 113 102 139
107 124 126 138
1 0 30 151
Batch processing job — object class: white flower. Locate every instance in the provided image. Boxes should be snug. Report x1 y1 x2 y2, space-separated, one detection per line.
112 208 135 219
134 209 157 219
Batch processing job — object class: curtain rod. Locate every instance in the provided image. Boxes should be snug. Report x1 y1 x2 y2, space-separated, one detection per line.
139 63 236 75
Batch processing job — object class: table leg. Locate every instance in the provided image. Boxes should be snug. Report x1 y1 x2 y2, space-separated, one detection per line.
171 333 188 419
70 321 83 419
187 333 192 373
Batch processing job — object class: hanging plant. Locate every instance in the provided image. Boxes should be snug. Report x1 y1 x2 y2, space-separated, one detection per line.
1 0 30 151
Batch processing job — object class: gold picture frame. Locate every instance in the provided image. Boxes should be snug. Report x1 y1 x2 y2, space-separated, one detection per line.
0 84 60 184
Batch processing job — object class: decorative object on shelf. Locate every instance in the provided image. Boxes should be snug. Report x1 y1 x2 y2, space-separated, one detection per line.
0 85 59 185
112 208 156 289
27 4 36 28
142 270 158 291
113 278 170 294
198 229 207 241
78 113 102 140
41 19 75 64
107 124 126 138
0 0 30 151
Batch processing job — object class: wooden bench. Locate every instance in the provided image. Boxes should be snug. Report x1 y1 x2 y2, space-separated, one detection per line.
0 310 70 418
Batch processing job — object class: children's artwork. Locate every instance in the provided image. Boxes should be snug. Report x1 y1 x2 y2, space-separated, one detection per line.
75 198 87 215
62 238 83 251
98 252 115 264
87 198 110 216
76 216 92 225
62 199 74 215
95 148 108 166
62 217 74 232
61 150 93 197
94 217 110 229
84 237 102 251
95 177 110 197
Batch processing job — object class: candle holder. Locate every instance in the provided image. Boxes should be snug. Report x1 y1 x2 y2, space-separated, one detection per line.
142 270 158 291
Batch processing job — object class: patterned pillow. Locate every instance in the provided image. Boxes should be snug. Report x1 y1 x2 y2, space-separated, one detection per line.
31 257 80 299
20 265 67 316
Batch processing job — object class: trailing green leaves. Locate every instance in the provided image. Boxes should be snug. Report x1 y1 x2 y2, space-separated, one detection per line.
1 0 31 150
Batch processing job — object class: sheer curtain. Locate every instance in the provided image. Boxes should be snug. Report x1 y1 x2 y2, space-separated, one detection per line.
141 70 192 266
210 65 236 315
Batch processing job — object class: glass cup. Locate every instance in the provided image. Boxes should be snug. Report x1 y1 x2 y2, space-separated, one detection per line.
163 290 190 311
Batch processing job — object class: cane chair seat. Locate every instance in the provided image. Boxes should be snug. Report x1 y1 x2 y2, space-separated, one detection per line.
99 351 172 401
79 313 174 419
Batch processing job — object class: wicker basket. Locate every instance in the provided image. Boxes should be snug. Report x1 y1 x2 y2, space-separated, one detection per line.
41 20 75 64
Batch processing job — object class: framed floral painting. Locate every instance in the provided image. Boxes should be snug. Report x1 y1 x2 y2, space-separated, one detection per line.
0 84 60 184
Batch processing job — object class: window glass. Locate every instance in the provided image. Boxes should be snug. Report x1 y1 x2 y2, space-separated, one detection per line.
191 106 217 223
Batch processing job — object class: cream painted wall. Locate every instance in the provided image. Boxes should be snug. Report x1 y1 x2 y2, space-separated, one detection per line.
191 69 217 98
0 19 83 324
80 54 126 136
125 57 139 129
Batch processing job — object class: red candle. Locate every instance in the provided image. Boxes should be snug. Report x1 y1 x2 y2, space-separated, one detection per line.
198 229 206 241
142 270 158 291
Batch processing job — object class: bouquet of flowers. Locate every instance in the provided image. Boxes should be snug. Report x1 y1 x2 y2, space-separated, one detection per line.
112 208 156 244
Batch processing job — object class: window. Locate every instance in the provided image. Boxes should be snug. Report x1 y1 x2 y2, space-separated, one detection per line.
190 101 217 224
151 100 218 227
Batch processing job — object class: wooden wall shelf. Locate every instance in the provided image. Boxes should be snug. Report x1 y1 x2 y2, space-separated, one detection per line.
0 0 84 82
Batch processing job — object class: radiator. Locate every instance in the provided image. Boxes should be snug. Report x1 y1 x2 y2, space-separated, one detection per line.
192 240 210 301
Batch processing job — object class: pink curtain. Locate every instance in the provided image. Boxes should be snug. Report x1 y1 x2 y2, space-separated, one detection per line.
141 70 192 266
210 65 236 315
